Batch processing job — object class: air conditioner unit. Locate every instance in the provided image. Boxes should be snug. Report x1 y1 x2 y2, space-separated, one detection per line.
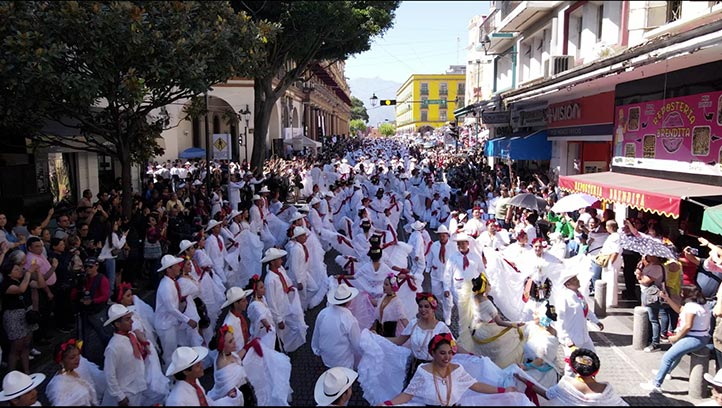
544 55 576 78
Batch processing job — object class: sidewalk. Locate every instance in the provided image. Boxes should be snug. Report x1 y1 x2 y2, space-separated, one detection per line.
591 299 713 406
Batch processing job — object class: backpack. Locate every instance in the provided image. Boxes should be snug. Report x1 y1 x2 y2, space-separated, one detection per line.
696 261 722 298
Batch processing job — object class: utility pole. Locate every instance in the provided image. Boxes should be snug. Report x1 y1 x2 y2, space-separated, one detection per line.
204 93 212 193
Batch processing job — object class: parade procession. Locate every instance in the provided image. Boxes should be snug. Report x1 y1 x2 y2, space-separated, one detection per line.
2 1 722 406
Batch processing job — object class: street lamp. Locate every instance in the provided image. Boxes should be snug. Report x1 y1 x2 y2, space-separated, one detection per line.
238 104 251 165
370 93 379 107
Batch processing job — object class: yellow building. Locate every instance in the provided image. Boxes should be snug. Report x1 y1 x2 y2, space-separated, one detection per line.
395 70 466 134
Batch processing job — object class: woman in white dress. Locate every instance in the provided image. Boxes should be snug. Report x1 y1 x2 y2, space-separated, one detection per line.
177 260 205 347
356 248 392 305
522 348 628 406
245 275 277 349
116 283 169 405
462 274 526 369
522 302 561 391
371 274 409 337
208 324 251 406
46 339 100 406
383 333 533 406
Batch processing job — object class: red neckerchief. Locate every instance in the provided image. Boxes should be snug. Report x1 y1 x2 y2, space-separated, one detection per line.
301 242 309 262
397 274 417 291
190 381 209 406
270 268 292 293
231 310 251 344
576 291 589 318
215 235 223 251
243 337 263 357
439 243 446 263
173 278 185 303
424 240 433 256
117 331 146 360
461 252 469 270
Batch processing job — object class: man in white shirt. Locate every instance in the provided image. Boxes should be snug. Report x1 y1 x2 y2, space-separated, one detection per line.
102 304 148 406
406 220 427 283
443 233 485 314
426 225 457 325
154 255 198 371
227 173 246 212
165 346 213 406
286 226 320 310
464 206 486 239
263 248 307 353
311 284 362 370
204 220 228 285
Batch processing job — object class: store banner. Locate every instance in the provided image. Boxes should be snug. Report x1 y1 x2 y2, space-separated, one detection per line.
546 92 614 128
212 133 231 160
613 90 722 164
481 110 510 127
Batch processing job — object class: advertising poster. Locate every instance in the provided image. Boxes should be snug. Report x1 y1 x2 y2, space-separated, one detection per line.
613 90 722 165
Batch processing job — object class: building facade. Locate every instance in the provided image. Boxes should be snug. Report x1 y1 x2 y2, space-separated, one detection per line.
395 69 466 135
1 61 351 218
459 0 722 233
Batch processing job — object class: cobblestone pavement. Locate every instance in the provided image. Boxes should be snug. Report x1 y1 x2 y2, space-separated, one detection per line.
19 246 713 406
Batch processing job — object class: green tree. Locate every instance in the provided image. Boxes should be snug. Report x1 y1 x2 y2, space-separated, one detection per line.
0 1 272 216
232 1 399 168
350 119 367 136
351 96 369 122
379 122 396 137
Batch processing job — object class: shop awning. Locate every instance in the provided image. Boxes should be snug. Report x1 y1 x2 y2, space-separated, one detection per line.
484 130 550 161
558 172 722 219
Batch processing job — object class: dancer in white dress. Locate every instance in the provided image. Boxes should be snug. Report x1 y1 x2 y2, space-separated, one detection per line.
521 348 628 406
208 325 251 406
383 333 533 406
46 339 99 406
462 274 526 369
245 275 277 349
371 274 409 337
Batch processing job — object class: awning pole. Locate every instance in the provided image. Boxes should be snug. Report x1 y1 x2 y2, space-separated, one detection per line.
686 198 710 209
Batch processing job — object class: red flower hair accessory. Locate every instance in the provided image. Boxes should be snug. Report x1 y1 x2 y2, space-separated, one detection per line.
56 338 83 364
216 325 234 352
415 292 438 309
386 273 399 292
428 332 457 355
116 282 133 303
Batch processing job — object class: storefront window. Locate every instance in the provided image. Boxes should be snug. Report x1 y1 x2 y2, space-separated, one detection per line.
48 152 73 205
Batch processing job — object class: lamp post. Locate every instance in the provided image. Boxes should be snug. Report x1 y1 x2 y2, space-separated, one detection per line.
239 104 251 165
204 93 211 194
370 93 379 108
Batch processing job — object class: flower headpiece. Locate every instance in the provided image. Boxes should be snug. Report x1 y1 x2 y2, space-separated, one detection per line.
428 332 457 355
564 349 600 379
386 273 399 292
116 282 133 303
415 292 438 309
532 237 546 246
216 325 235 352
56 338 83 364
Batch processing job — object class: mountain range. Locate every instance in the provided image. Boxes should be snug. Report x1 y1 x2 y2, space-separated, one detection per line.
347 77 403 127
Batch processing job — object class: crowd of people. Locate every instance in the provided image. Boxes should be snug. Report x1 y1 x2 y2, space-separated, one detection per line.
0 133 721 406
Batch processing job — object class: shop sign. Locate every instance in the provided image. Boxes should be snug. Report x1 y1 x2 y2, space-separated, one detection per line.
547 92 615 128
510 106 547 128
613 90 722 168
481 110 510 127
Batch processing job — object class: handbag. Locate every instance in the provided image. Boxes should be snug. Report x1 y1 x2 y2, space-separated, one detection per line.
642 284 661 306
594 253 612 268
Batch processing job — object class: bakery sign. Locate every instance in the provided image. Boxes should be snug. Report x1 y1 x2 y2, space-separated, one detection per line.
613 90 722 164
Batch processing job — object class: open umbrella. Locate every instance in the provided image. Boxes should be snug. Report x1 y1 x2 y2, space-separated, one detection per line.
179 147 206 159
550 193 600 214
507 193 547 212
619 233 677 259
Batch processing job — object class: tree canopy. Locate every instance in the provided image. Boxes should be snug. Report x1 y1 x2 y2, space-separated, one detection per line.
351 96 369 122
350 119 367 136
232 1 400 167
379 122 396 137
0 1 272 216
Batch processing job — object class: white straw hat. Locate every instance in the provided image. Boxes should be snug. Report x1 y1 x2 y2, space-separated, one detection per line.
314 367 358 406
327 283 359 305
221 286 254 309
454 233 471 242
104 304 133 326
0 371 46 402
410 220 426 231
177 240 197 254
252 194 262 201
435 225 450 235
165 346 209 376
309 197 322 206
705 369 722 387
261 247 287 263
259 186 271 194
157 254 184 272
292 226 309 239
290 212 307 222
205 219 222 232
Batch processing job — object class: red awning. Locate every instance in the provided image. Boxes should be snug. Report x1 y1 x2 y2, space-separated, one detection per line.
557 172 722 219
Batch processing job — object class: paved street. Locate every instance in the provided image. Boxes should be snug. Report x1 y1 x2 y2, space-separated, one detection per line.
22 239 714 406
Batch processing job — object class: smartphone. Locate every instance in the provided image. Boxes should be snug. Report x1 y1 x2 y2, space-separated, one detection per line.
689 248 699 256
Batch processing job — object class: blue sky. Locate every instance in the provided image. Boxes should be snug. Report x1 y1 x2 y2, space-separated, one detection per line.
345 1 490 91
